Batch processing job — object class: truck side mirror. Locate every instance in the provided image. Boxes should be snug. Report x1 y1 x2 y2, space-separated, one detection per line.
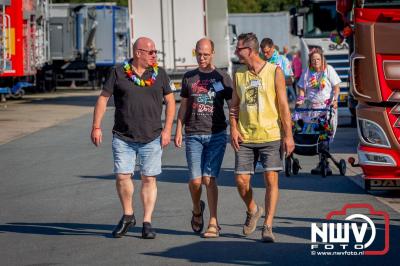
290 14 304 37
336 0 353 17
290 15 297 36
297 15 304 36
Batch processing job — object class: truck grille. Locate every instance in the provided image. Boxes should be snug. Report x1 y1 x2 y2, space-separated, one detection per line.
325 54 350 84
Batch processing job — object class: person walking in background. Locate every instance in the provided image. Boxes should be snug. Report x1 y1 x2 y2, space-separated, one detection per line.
230 33 294 242
292 50 302 95
91 37 175 239
283 45 293 62
260 38 296 102
296 47 341 175
175 38 233 238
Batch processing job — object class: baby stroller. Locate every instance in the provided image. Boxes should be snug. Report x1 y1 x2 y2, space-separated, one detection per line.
285 106 347 177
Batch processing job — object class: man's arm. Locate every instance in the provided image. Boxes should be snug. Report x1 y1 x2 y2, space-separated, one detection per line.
229 78 243 152
174 97 187 148
275 67 295 156
161 93 176 148
91 90 112 146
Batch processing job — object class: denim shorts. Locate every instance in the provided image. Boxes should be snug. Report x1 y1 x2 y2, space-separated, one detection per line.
112 134 162 176
185 130 227 179
235 140 283 174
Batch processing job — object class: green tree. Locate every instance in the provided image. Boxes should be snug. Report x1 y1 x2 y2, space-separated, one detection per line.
52 0 128 7
228 0 261 13
228 0 298 13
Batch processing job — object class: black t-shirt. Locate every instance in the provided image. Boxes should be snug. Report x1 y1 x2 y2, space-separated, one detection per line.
103 61 172 143
180 68 233 135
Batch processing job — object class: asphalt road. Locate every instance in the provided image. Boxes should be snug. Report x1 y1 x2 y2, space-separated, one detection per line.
1 99 399 265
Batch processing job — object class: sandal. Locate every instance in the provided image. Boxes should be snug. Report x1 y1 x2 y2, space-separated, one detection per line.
202 224 221 238
191 200 205 233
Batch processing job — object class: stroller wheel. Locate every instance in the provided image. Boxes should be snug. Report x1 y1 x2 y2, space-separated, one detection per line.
292 158 300 175
339 159 347 176
285 157 292 177
321 160 328 178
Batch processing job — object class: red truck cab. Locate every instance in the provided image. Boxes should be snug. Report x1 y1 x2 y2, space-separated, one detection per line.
337 0 400 190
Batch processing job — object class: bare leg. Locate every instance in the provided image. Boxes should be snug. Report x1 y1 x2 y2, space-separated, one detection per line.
202 176 218 226
141 175 157 223
264 171 279 226
235 174 257 213
189 177 202 231
116 173 134 215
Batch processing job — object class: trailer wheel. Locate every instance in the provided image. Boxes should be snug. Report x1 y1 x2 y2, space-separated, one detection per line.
10 89 25 99
339 159 346 176
285 157 292 177
292 158 300 175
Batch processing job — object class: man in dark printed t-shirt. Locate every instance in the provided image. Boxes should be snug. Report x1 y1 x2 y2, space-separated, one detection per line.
175 38 233 238
91 37 175 239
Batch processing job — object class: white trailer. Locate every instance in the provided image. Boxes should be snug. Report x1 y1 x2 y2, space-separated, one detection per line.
290 0 351 108
228 12 297 52
128 0 231 91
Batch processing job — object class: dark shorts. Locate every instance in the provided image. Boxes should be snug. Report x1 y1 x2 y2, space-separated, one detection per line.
235 140 283 175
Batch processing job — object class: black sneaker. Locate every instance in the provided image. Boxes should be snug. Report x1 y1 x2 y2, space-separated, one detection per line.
112 214 136 238
142 222 156 239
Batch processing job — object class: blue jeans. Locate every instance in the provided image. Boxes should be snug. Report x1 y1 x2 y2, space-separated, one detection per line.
185 131 227 179
287 85 296 102
112 135 162 176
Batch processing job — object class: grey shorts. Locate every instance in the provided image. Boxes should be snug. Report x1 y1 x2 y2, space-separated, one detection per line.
235 140 283 175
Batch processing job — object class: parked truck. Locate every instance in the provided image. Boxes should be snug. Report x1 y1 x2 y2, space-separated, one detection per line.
0 0 50 100
290 0 353 120
128 0 231 95
337 0 400 190
228 11 297 62
43 2 129 90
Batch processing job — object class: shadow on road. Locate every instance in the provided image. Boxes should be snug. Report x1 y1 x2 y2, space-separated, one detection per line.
143 240 313 265
0 222 195 238
79 165 365 195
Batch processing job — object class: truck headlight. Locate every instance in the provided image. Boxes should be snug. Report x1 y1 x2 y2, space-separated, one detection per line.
358 150 396 166
358 118 390 148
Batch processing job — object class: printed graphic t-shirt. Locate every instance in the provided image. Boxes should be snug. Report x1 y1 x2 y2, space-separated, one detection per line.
180 68 233 135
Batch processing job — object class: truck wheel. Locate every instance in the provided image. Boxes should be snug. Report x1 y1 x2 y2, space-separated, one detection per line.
339 159 347 176
10 89 25 99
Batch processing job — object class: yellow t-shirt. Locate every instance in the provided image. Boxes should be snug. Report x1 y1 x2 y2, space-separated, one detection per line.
235 62 281 143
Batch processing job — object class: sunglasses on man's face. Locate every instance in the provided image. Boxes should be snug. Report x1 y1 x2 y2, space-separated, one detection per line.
235 46 250 52
138 49 158 56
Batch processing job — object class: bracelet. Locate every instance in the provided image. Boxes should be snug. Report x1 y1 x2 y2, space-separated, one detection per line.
92 127 101 130
296 96 305 101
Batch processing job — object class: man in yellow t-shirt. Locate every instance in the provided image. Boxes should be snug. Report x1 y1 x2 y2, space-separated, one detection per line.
229 33 294 243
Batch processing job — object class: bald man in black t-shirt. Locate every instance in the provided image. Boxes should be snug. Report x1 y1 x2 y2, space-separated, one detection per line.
91 37 175 239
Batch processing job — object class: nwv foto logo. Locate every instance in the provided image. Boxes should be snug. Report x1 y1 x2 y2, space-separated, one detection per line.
310 204 390 256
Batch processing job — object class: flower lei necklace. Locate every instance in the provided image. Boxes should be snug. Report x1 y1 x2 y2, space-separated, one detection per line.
308 67 327 90
123 61 158 86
